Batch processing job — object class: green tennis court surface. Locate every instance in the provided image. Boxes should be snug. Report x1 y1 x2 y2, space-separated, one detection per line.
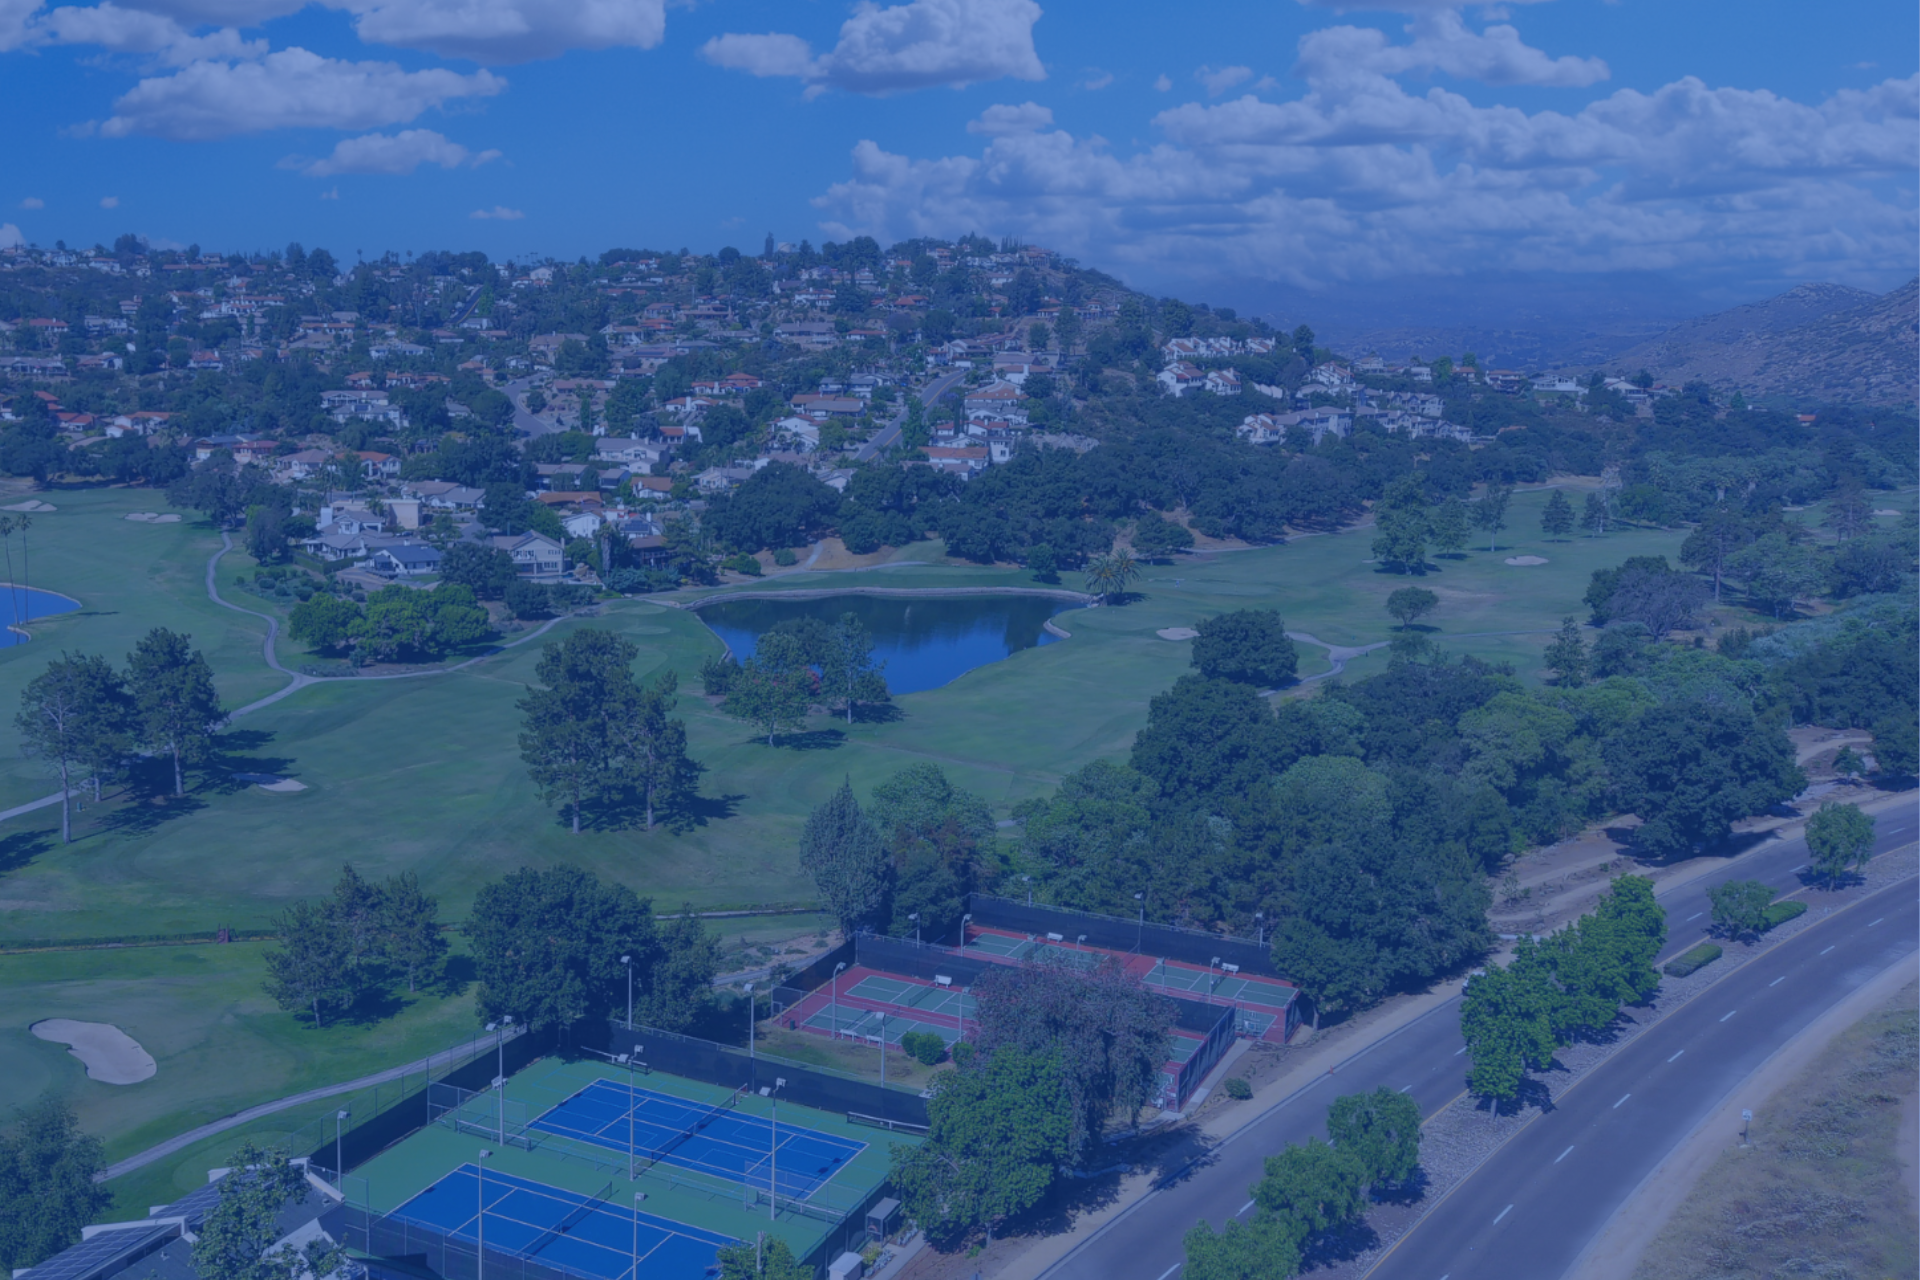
963 932 1104 969
846 974 978 1020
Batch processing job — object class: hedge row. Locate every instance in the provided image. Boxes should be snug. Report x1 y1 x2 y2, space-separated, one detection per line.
0 928 278 954
1762 900 1808 930
1664 942 1724 978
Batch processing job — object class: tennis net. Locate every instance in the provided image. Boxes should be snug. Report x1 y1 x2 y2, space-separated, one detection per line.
640 1085 746 1170
525 1181 612 1259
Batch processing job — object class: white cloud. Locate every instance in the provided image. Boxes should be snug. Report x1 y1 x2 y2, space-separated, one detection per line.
0 222 22 248
319 185 339 198
0 0 40 50
813 55 1920 292
1080 70 1112 91
967 101 1051 136
1299 11 1606 88
284 128 500 176
99 194 119 206
99 47 505 140
703 0 1043 96
1153 73 1171 92
20 196 44 208
1198 64 1252 96
470 205 522 219
338 0 667 65
1295 0 1557 11
37 3 265 65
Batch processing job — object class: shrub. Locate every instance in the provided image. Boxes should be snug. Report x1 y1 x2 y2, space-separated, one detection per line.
723 552 763 577
772 547 798 567
1222 1077 1253 1101
1761 900 1807 930
900 1030 947 1066
950 1042 976 1067
1664 942 1723 978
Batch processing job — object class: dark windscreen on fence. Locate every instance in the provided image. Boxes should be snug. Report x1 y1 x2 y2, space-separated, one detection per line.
609 1023 929 1129
966 894 1275 976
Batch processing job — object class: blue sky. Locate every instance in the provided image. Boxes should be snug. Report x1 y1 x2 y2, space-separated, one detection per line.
2 0 1915 316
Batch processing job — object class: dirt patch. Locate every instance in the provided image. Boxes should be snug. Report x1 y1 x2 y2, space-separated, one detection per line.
233 772 309 792
1156 627 1199 641
31 1018 157 1084
4 499 56 512
123 512 181 523
1503 555 1548 566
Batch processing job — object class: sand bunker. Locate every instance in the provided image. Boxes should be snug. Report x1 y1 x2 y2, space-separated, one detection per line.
31 1019 156 1084
3 500 56 512
234 772 309 792
1504 556 1549 566
1157 627 1200 641
124 512 182 523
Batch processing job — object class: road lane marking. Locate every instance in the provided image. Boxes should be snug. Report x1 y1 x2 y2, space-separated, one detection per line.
1455 1046 1467 1056
1154 1264 1181 1280
1237 1200 1254 1217
1400 1085 1413 1093
1820 946 1835 955
1769 976 1786 987
1720 1010 1736 1022
1554 1145 1574 1164
1493 1204 1513 1225
1870 918 1884 926
1614 1093 1631 1109
1686 912 1702 921
1667 1050 1684 1063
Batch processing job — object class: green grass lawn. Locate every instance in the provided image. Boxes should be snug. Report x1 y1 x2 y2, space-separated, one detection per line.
0 481 1697 1175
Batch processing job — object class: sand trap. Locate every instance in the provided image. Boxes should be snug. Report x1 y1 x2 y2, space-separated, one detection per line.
3 500 56 512
234 772 309 792
31 1019 156 1084
1504 555 1549 566
1874 509 1900 517
123 512 182 523
1157 627 1200 641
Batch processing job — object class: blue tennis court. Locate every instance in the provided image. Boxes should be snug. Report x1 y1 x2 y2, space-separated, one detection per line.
529 1080 867 1201
392 1165 734 1280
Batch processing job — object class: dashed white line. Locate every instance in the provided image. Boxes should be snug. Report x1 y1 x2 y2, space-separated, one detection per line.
1869 917 1885 926
1493 1204 1513 1225
1769 976 1786 987
1400 1085 1413 1093
1820 946 1835 955
1237 1200 1254 1217
1455 1046 1467 1056
1613 1093 1631 1109
1686 912 1703 922
1720 1010 1736 1022
1154 1263 1182 1280
1554 1145 1574 1164
1667 1050 1684 1063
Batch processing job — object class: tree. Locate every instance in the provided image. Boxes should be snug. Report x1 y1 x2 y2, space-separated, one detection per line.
1182 1216 1302 1280
378 870 447 993
0 1098 111 1272
1026 543 1059 583
819 613 889 724
15 653 128 843
287 593 359 652
1707 878 1775 940
1824 480 1872 542
1253 1138 1369 1236
1460 953 1560 1108
1370 507 1429 572
1129 675 1282 810
518 628 645 834
1191 610 1298 688
1133 510 1195 558
466 864 658 1031
722 634 812 746
634 909 720 1031
1428 497 1469 556
243 503 291 563
127 628 225 797
1474 483 1512 552
626 671 699 831
1540 489 1574 538
1831 745 1864 781
889 1047 1074 1247
1581 492 1609 538
1542 617 1588 687
1085 548 1140 605
715 1237 810 1280
1730 532 1826 618
798 779 890 936
1325 1087 1422 1190
1608 564 1707 640
1805 802 1874 888
439 541 518 600
1679 509 1753 603
1873 713 1918 777
193 1143 339 1280
262 898 356 1025
350 585 490 662
1384 587 1438 631
870 763 996 936
1607 702 1804 859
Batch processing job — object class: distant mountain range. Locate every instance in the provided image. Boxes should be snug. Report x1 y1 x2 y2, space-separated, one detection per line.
1599 279 1917 405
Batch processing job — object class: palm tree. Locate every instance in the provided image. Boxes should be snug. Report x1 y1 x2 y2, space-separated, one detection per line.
1084 549 1141 606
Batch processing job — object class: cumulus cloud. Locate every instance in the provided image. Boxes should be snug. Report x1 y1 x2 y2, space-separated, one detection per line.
470 205 523 219
99 194 119 206
967 101 1052 135
99 47 505 140
1197 64 1252 96
1080 70 1112 90
703 0 1043 96
319 185 338 198
0 223 22 248
37 3 264 64
282 128 500 176
1299 10 1606 88
813 54 1920 292
20 196 44 208
339 0 666 65
1153 73 1171 91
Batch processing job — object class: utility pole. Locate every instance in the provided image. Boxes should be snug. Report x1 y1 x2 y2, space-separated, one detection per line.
767 1078 786 1221
622 954 633 1031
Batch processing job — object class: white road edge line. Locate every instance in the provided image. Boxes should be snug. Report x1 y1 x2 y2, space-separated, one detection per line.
1720 1010 1736 1022
1686 912 1702 921
1154 1264 1181 1280
1455 1046 1467 1056
1400 1085 1413 1093
1869 917 1885 926
1820 946 1835 955
1667 1050 1684 1063
1493 1204 1513 1225
1554 1145 1574 1164
1613 1093 1630 1109
1237 1200 1254 1217
1769 976 1786 987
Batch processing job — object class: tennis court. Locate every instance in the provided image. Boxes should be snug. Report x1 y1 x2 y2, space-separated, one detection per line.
528 1079 867 1201
964 930 1104 969
391 1164 734 1280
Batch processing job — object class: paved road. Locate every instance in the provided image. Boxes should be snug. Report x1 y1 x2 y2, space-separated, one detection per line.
856 367 968 461
1369 874 1918 1280
1037 796 1919 1280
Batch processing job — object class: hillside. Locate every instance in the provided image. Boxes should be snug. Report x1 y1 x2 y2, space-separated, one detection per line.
1603 279 1918 404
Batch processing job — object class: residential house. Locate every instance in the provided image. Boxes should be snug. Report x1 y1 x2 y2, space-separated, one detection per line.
272 448 335 481
924 444 990 477
357 451 400 480
369 543 443 578
316 503 385 536
489 531 565 580
1155 363 1205 397
592 437 668 468
962 380 1024 415
1204 369 1242 396
404 481 485 510
772 416 821 451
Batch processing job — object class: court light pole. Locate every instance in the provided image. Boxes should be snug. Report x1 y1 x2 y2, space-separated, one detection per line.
631 1192 647 1280
1254 912 1264 946
767 1078 786 1222
1210 957 1221 995
830 962 847 1038
1021 875 1032 907
486 1016 513 1144
877 1012 887 1090
621 954 633 1031
334 1109 349 1189
960 913 971 948
1134 892 1145 949
744 983 755 1061
909 912 920 945
617 1053 636 1181
476 1148 492 1280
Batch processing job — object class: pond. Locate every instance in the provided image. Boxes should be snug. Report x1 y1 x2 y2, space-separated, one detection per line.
0 585 79 646
696 592 1075 694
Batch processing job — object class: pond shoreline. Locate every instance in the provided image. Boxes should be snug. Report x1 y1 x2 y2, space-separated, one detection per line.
681 584 1092 610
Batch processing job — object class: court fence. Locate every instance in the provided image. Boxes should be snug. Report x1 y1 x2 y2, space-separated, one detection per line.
609 1022 930 1131
323 1201 580 1280
965 893 1278 977
1165 1005 1236 1112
